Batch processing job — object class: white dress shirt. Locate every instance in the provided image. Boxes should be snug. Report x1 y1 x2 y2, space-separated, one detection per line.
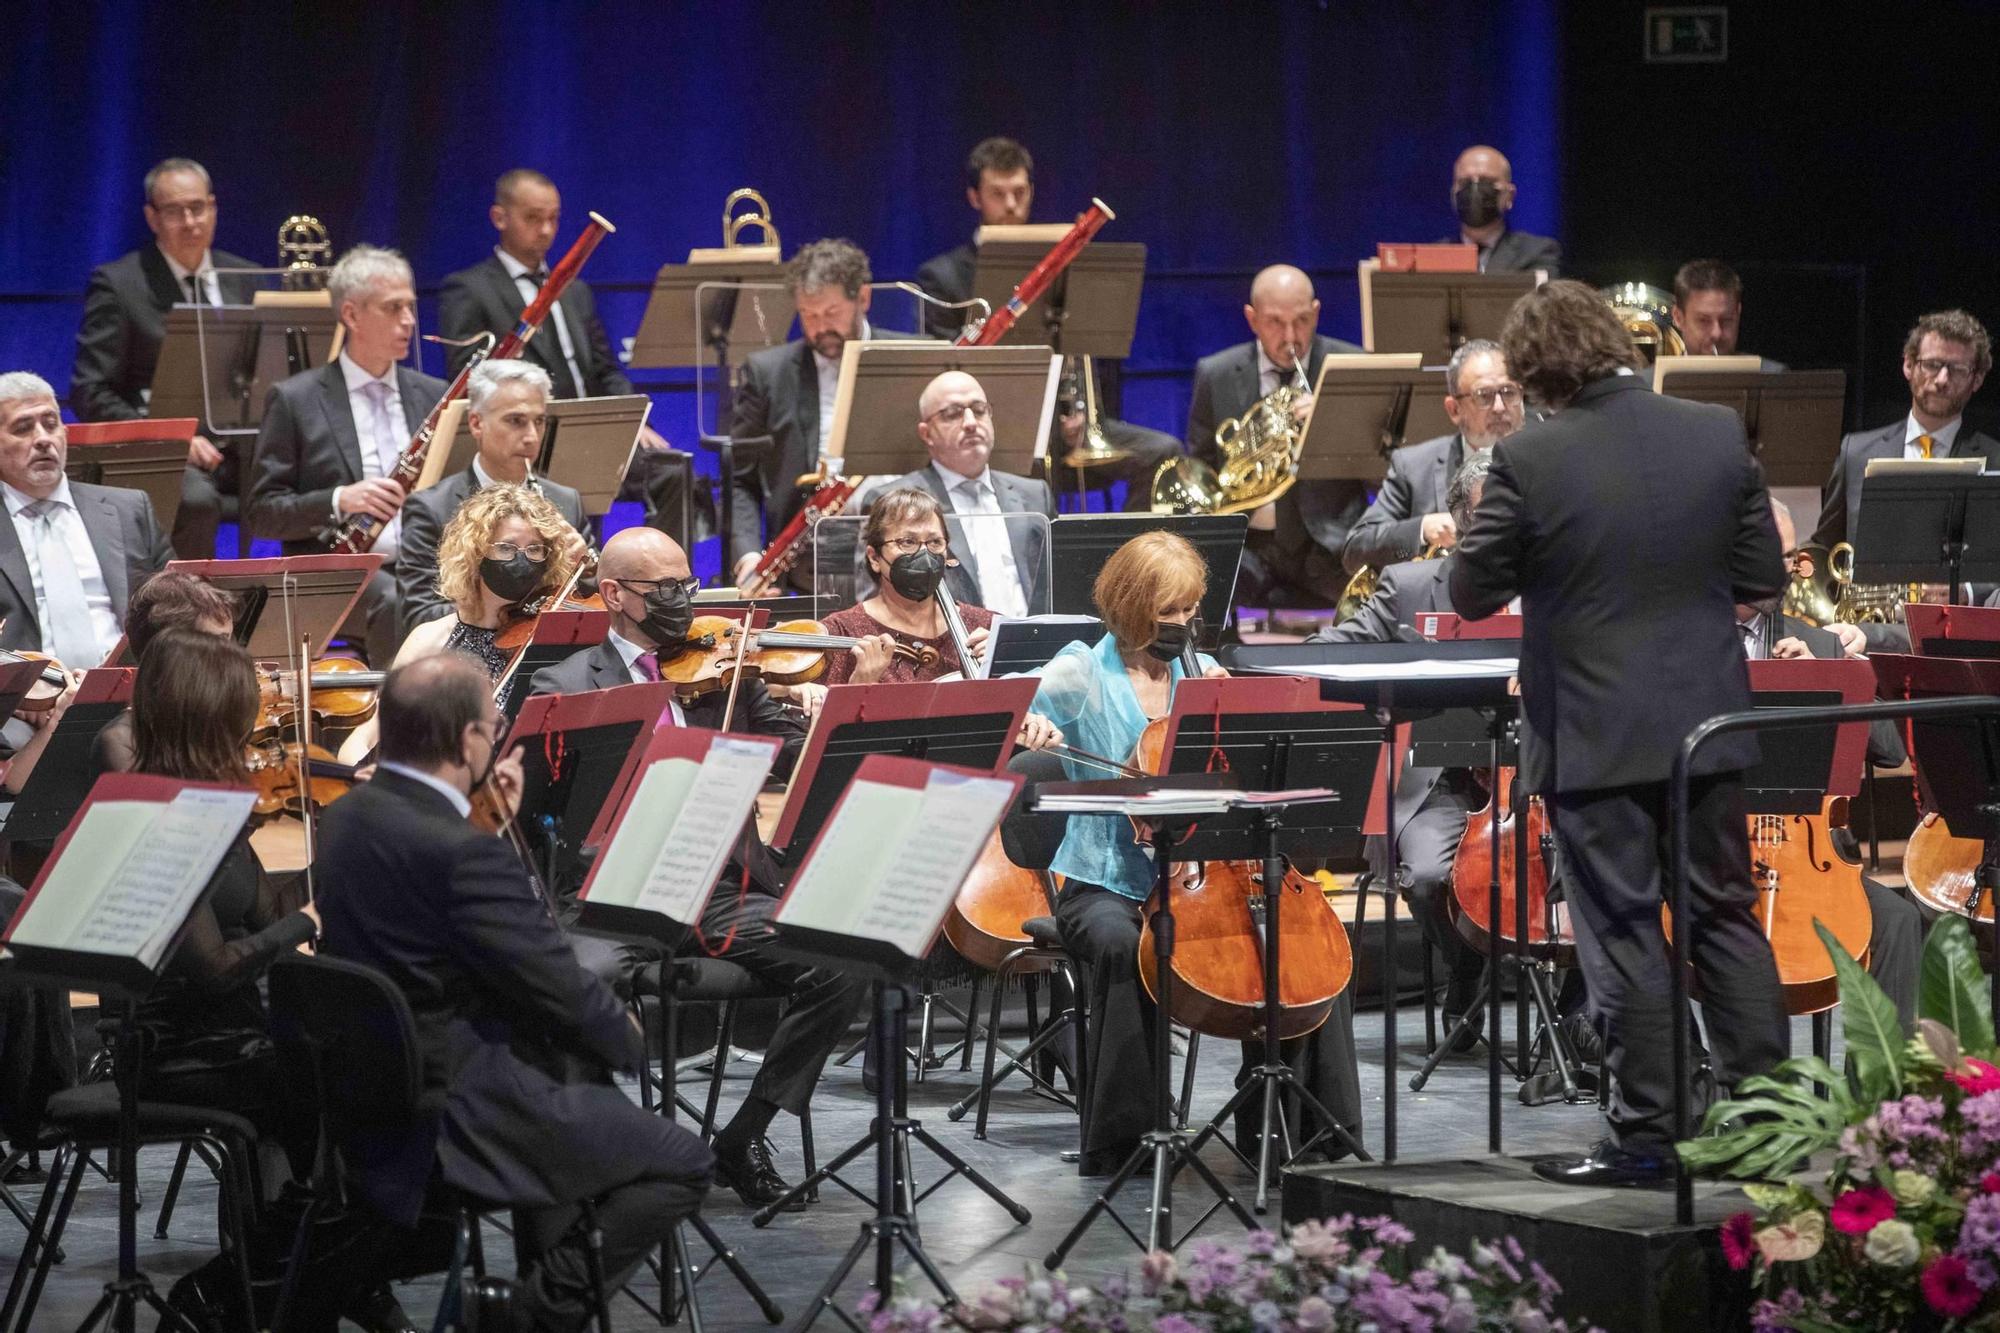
2 478 121 665
932 461 1028 618
608 629 688 726
496 247 585 399
1256 342 1305 397
160 245 222 307
1904 412 1963 461
377 761 473 817
471 455 538 492
813 319 873 457
334 351 404 554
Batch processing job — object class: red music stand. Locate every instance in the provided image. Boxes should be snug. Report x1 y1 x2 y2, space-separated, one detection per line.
1412 611 1523 641
158 553 385 664
1906 604 2000 660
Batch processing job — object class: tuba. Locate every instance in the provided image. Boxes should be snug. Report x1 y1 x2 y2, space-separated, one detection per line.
1601 282 1685 363
1057 355 1129 468
276 215 331 291
1152 345 1311 514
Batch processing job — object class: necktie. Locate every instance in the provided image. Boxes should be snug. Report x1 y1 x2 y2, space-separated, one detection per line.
22 500 103 667
1917 433 1935 459
633 650 661 683
364 380 401 474
182 275 200 304
956 478 1027 617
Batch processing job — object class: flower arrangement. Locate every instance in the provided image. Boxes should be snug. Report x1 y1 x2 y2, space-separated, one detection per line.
860 1216 1595 1333
1680 914 2000 1329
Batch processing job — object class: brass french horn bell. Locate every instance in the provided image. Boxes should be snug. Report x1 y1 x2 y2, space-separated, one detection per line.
723 188 779 252
1601 281 1686 363
1781 542 1844 627
277 215 331 290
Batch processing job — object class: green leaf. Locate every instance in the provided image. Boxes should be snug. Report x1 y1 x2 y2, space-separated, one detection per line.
1678 1056 1859 1180
1919 913 1995 1053
1820 919 1904 1100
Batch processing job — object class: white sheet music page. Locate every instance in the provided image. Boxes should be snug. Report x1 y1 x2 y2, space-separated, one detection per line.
634 737 774 923
850 770 1016 958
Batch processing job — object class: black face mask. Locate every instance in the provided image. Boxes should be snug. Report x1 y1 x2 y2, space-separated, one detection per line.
885 548 947 602
1147 619 1192 664
1453 179 1502 229
635 583 695 648
480 552 546 604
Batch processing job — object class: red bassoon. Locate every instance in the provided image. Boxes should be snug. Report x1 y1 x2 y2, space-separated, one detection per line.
738 198 1116 597
320 212 617 554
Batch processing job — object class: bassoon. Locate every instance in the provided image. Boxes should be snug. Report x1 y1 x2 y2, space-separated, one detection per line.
320 212 618 554
739 198 1116 597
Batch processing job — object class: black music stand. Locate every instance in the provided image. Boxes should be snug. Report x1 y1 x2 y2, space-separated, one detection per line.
1296 357 1451 487
1048 514 1247 647
976 617 1106 678
506 682 677 893
967 235 1146 358
1654 365 1847 488
497 609 610 719
4 668 134 845
1853 468 2000 604
161 554 384 664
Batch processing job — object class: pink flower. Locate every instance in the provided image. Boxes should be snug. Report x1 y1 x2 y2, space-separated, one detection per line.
1950 1059 2000 1094
1720 1212 1757 1271
1830 1186 1897 1235
1923 1254 1984 1318
1983 1173 2000 1195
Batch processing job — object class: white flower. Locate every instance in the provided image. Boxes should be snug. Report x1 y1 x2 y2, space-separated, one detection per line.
1890 1170 1936 1207
1863 1218 1920 1268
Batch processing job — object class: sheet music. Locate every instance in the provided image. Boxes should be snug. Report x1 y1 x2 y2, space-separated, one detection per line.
585 759 699 908
634 738 773 923
777 780 912 937
850 771 1016 957
1283 657 1517 682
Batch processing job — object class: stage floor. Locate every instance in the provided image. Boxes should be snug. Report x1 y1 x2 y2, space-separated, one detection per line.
5 1001 1833 1330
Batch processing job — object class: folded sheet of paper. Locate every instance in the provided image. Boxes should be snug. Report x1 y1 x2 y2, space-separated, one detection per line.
584 736 775 925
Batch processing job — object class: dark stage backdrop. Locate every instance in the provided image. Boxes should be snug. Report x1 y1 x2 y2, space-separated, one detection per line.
1 0 1559 567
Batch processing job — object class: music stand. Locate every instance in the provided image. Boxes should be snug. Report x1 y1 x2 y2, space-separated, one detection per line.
505 681 678 891
497 609 610 718
1358 264 1544 361
150 301 340 440
629 262 790 435
161 553 384 663
967 231 1146 357
975 616 1106 678
1907 604 2000 660
826 343 1061 481
760 755 1027 1327
421 395 653 515
3 668 135 845
1047 513 1247 647
1655 364 1847 487
64 419 198 541
1852 465 2000 602
1296 356 1451 486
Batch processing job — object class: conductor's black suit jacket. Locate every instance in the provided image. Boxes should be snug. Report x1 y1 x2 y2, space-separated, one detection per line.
69 245 262 423
314 769 696 1227
1449 373 1786 795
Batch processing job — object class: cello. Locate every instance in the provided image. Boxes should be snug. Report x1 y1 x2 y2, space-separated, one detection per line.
1450 765 1567 954
1905 812 1991 923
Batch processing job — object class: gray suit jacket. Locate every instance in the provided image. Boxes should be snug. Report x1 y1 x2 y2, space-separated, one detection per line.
1812 417 2000 551
0 482 172 654
864 465 1057 612
1437 226 1562 275
247 361 450 553
1341 433 1465 575
396 467 589 635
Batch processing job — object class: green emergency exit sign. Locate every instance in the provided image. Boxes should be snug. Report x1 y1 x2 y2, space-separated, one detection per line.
1644 7 1728 63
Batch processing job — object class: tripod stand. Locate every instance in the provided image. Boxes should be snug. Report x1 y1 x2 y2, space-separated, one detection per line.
786 982 1028 1332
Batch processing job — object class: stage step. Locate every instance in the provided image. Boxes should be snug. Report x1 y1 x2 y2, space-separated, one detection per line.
1282 1155 1756 1333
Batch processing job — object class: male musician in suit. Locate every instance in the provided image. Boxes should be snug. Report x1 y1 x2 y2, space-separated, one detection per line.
1813 309 1997 552
1670 260 1787 370
247 245 448 667
437 169 690 544
1341 340 1524 575
1450 279 1788 1186
728 239 909 595
397 359 589 636
865 370 1056 617
1440 145 1562 275
529 526 861 1211
69 158 262 559
1186 265 1363 606
316 653 711 1331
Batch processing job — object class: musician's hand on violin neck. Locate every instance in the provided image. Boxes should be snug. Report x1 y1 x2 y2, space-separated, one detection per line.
337 477 405 523
964 623 991 667
1017 713 1063 751
850 633 899 684
558 524 591 570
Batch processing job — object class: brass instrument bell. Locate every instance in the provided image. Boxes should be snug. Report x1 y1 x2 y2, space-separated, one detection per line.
723 188 780 252
1601 281 1686 363
1058 355 1129 468
277 215 332 289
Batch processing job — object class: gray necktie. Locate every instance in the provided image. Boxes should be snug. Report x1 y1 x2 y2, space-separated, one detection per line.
363 379 401 473
23 500 102 667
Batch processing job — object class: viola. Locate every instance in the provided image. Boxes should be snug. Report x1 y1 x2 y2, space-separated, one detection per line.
257 658 384 736
1450 766 1568 954
1129 716 1356 1041
1906 811 1991 923
247 740 357 817
655 615 938 697
0 648 74 713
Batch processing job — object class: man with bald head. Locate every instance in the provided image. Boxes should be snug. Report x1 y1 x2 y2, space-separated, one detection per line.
866 369 1056 616
1443 145 1562 275
1185 265 1364 607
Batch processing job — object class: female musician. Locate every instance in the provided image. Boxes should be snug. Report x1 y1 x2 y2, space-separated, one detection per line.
821 487 994 686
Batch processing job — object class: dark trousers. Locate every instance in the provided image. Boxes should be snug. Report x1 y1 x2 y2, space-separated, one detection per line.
1863 875 1922 1032
172 445 242 559
1551 773 1787 1151
622 448 699 549
352 564 403 668
1373 772 1483 1008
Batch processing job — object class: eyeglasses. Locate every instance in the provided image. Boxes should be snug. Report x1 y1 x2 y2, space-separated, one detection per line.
926 401 991 425
151 200 211 224
1912 357 1978 381
616 576 701 600
485 541 549 562
880 537 948 555
1456 384 1524 409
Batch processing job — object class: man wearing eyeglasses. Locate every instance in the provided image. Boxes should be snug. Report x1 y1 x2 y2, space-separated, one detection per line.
1813 309 1999 552
69 157 262 559
865 369 1057 618
396 359 590 636
1341 340 1524 575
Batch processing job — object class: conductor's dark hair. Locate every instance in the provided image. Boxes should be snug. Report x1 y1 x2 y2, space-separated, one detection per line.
1904 309 1993 378
966 137 1033 191
378 653 492 769
126 572 237 657
495 168 557 206
1672 259 1743 307
1501 279 1641 410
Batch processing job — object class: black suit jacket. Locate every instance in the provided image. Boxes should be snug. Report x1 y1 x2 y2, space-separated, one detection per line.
1341 432 1465 574
396 467 588 635
436 255 632 399
247 361 449 552
526 638 807 781
0 482 172 655
865 464 1056 612
315 768 647 1226
1436 226 1562 275
1812 417 2000 550
69 246 262 423
1186 333 1368 559
915 242 977 340
1450 374 1785 794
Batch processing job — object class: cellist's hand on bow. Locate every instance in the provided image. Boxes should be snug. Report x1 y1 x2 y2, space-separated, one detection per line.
1017 713 1063 751
964 624 991 669
488 744 526 822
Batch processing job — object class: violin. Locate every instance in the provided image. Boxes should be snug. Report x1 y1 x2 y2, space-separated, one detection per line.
1905 811 1991 922
656 615 938 696
246 740 357 816
0 648 74 713
1450 765 1568 955
256 659 384 736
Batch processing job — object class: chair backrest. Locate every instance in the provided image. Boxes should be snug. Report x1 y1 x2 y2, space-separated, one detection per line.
267 954 425 1133
1001 746 1071 872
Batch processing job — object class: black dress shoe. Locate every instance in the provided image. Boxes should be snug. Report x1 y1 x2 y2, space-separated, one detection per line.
1532 1138 1676 1187
344 1282 421 1333
715 1137 806 1210
462 1275 518 1332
